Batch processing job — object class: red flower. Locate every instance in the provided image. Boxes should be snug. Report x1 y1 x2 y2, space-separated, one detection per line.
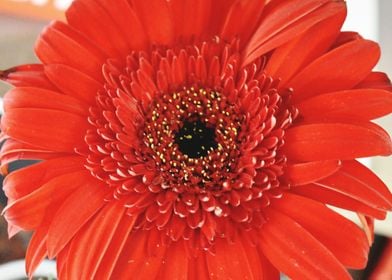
1 0 392 279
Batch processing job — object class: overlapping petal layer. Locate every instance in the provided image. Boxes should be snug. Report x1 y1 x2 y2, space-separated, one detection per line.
1 0 392 279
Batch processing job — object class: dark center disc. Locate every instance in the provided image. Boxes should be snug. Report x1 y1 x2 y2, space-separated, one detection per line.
175 119 217 158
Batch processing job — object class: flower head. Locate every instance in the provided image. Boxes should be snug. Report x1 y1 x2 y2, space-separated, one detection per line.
1 0 392 279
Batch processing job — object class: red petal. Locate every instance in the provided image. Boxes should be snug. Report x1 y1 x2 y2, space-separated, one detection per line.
266 6 346 85
46 178 110 258
220 0 265 45
129 0 175 45
356 72 392 91
258 251 280 280
291 184 387 219
206 237 258 279
0 139 61 170
45 64 102 104
57 245 71 280
3 87 88 116
94 215 138 279
169 0 213 43
297 89 392 121
25 226 48 277
187 253 210 280
357 214 374 245
3 171 89 230
259 208 351 280
208 0 237 37
283 123 392 162
65 200 128 279
332 31 362 48
111 230 166 279
96 0 148 50
284 160 341 186
317 170 392 210
273 193 369 268
243 0 346 65
0 64 56 89
35 21 105 81
3 156 85 200
160 240 188 279
66 0 130 58
1 108 90 152
290 39 380 103
342 160 392 206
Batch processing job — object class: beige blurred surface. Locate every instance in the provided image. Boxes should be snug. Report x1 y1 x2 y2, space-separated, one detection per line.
0 13 44 95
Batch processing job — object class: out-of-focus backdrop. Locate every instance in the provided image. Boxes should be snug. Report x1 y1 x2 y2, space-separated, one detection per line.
0 0 391 279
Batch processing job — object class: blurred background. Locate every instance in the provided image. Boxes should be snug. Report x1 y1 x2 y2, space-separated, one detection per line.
0 0 391 279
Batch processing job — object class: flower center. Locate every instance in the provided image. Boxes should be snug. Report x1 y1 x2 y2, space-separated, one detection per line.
175 118 217 158
142 87 243 192
85 39 299 248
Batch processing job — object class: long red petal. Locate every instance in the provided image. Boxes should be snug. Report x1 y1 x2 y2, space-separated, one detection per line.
357 214 375 245
0 139 63 171
129 0 175 45
342 160 392 205
35 21 105 81
243 0 346 65
0 64 56 89
273 193 369 268
93 214 137 279
187 253 210 280
25 226 48 277
110 230 166 279
284 160 341 186
45 64 102 104
291 184 387 219
297 89 392 121
96 0 148 50
3 156 85 200
3 87 88 116
65 200 128 279
290 39 380 103
356 71 392 91
283 123 392 162
3 171 89 230
220 0 265 45
56 244 71 280
159 240 189 279
206 237 258 279
266 6 346 85
169 0 213 43
66 0 130 58
1 108 90 153
46 179 110 258
316 170 392 210
257 251 280 280
259 208 351 280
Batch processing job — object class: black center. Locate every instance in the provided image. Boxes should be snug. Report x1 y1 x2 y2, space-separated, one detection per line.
175 119 217 158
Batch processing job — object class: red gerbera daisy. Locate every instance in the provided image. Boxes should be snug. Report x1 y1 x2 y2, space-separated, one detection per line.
1 0 392 279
